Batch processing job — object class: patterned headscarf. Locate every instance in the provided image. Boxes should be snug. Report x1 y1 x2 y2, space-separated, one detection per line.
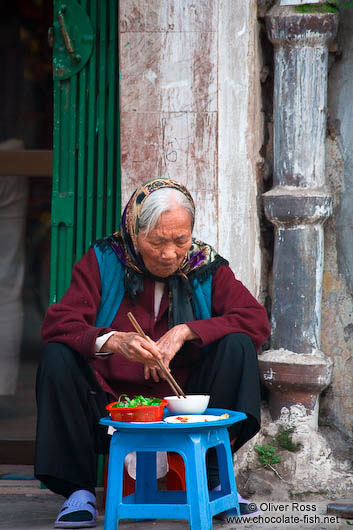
109 178 228 326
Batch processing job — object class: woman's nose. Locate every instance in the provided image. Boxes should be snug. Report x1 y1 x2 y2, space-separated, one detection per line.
161 244 177 260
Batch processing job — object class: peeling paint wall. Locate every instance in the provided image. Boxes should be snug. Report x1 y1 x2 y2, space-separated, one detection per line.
320 126 353 435
119 0 264 296
218 2 264 294
318 12 353 438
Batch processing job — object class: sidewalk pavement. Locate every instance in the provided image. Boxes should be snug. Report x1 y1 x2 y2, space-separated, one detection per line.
0 468 350 530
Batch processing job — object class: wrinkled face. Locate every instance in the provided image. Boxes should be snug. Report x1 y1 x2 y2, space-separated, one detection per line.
137 206 192 277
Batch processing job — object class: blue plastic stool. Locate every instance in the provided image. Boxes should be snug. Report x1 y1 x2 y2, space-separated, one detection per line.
100 408 246 530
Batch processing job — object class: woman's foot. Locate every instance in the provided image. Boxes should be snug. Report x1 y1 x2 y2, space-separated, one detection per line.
212 485 261 520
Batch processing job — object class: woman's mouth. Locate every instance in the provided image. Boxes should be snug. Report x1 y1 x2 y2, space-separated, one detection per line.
156 263 177 275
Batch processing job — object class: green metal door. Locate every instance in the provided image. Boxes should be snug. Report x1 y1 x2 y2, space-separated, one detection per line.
50 0 120 303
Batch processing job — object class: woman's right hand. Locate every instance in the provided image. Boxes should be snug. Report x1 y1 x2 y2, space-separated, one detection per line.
101 331 162 371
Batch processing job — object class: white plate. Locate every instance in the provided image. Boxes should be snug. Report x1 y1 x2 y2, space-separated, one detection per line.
164 414 221 424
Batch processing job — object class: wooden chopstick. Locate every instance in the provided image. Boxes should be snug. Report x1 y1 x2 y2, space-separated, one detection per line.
127 312 186 398
127 312 184 398
127 312 182 398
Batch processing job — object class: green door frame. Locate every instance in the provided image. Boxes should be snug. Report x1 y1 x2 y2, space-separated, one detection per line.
50 0 121 303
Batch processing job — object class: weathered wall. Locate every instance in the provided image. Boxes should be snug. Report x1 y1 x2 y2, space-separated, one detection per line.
320 12 353 437
218 2 264 296
119 0 265 297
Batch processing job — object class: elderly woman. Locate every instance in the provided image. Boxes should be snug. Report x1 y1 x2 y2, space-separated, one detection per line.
35 177 270 527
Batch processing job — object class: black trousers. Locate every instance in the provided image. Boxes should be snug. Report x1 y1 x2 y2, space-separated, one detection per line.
35 333 260 497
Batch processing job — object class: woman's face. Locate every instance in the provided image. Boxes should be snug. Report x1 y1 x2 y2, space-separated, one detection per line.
137 206 192 277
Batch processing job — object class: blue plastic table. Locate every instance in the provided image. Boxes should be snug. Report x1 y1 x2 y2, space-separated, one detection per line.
100 408 246 530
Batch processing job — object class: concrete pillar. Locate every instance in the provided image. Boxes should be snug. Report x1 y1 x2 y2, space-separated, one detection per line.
260 5 338 422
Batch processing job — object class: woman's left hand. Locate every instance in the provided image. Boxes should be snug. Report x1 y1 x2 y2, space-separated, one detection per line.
144 325 199 381
156 324 199 370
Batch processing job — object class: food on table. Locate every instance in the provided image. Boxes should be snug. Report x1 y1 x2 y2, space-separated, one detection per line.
169 413 230 423
111 394 163 408
176 416 190 423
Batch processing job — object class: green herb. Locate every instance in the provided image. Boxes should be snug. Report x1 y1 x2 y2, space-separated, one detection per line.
254 444 286 481
274 427 302 452
255 444 282 467
112 395 163 408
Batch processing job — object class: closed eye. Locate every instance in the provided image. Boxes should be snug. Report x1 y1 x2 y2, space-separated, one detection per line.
175 237 188 244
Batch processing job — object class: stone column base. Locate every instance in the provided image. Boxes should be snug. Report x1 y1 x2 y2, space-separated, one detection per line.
259 349 333 423
235 403 353 500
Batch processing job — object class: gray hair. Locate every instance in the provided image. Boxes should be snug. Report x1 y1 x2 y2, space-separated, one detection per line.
139 188 195 234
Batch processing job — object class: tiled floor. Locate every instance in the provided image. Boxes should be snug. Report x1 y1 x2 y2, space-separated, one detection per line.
0 482 349 530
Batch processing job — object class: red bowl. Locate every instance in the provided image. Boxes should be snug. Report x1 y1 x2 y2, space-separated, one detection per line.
106 399 168 422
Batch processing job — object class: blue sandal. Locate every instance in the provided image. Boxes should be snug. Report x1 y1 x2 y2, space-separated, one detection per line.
54 490 97 528
212 486 261 521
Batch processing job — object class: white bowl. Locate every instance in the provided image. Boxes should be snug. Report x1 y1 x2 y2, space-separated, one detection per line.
164 394 210 415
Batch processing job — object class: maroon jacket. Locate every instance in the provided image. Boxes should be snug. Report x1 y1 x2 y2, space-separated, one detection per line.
42 248 270 398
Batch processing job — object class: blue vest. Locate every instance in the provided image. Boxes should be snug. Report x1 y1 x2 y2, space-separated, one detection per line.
94 244 212 327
